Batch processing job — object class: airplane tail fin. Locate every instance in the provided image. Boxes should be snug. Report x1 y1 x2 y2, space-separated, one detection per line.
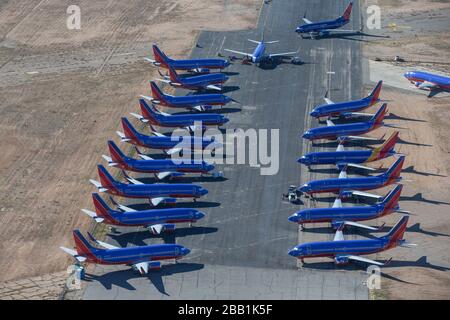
370 103 388 125
91 193 115 222
152 43 171 65
97 164 118 190
368 80 383 106
167 64 179 82
73 229 97 259
139 98 158 122
341 2 353 21
380 155 405 180
379 131 399 154
380 184 403 210
150 81 167 103
382 216 409 243
121 117 140 141
108 140 129 164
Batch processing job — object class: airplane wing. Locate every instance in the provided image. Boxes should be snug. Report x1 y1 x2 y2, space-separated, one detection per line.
81 209 104 223
268 51 298 58
340 220 380 231
351 190 384 199
346 255 385 266
418 81 438 90
156 171 176 180
137 154 153 161
324 97 334 104
109 197 136 212
224 48 252 57
324 29 362 34
302 18 313 24
133 262 149 274
344 135 382 141
148 224 165 235
116 131 131 142
60 247 87 262
165 147 183 155
150 197 173 206
130 112 148 123
88 232 119 250
122 171 144 185
326 119 335 126
206 84 222 91
333 229 344 241
89 179 108 193
346 163 377 171
332 198 342 208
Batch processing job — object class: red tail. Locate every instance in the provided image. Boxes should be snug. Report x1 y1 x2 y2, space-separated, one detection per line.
97 165 116 189
91 193 116 224
108 140 126 164
384 216 409 245
369 80 383 106
150 81 167 104
121 117 138 141
73 230 97 261
342 2 353 21
139 99 158 124
385 155 405 180
380 131 399 154
382 184 403 211
373 103 388 125
152 43 169 67
167 65 179 82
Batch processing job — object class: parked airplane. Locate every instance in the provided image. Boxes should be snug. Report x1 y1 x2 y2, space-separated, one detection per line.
60 229 191 274
157 65 228 91
82 193 205 234
289 185 409 230
117 117 221 155
298 155 405 199
288 216 415 266
224 38 298 65
295 2 360 39
298 131 399 171
145 43 230 73
140 81 236 111
404 70 450 97
310 80 383 118
302 103 388 142
102 140 216 179
89 164 208 206
131 98 229 131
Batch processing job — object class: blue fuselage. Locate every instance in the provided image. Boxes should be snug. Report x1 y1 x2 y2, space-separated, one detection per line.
288 204 390 225
117 157 214 174
161 93 232 109
89 244 189 264
310 97 373 118
169 58 230 71
302 121 377 141
102 207 205 227
147 110 229 127
298 175 393 195
178 73 228 90
108 181 208 199
296 17 348 34
289 238 389 260
298 150 393 166
404 71 450 89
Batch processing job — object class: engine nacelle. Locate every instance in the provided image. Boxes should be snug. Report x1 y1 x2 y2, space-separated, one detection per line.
334 256 349 265
339 190 353 199
149 261 162 270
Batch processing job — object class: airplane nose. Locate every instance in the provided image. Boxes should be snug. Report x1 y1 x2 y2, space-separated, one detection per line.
199 188 208 196
302 132 311 139
182 247 191 256
310 110 319 117
288 248 299 257
206 164 215 171
222 117 230 124
196 211 206 220
299 185 309 193
297 156 308 164
288 214 299 223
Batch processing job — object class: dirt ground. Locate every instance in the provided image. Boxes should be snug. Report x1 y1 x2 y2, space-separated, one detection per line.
362 0 450 299
0 0 261 282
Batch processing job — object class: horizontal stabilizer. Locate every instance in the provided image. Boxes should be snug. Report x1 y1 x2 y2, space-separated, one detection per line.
116 131 131 142
60 247 87 262
351 190 383 199
130 112 147 122
346 255 385 266
87 232 119 250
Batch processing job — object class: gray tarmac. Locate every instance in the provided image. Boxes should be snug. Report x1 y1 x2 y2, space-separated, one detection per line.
83 0 370 300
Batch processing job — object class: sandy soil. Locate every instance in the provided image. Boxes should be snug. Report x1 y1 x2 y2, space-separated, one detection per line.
0 0 261 282
362 0 450 300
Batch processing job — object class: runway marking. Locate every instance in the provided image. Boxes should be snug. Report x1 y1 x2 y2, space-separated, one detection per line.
26 71 39 75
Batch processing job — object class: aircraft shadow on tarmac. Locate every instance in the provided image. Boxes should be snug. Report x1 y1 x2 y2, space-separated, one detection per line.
386 112 427 123
301 31 390 43
108 226 219 247
300 256 449 283
120 201 221 211
400 193 450 206
84 262 204 295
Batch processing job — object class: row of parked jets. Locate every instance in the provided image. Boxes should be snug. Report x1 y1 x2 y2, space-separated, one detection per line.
60 45 238 274
59 1 449 275
287 80 417 266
